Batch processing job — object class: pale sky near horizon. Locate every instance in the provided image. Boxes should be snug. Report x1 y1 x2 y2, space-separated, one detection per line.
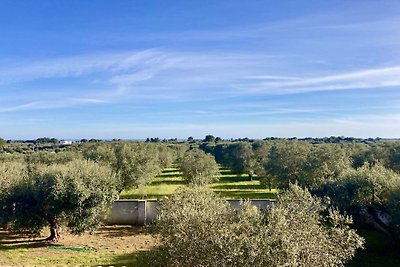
1 0 400 140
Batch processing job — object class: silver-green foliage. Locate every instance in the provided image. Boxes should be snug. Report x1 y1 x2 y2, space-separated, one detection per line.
152 184 364 267
0 159 119 240
387 185 400 237
265 184 364 267
83 142 172 191
179 149 220 185
0 161 27 226
316 164 400 222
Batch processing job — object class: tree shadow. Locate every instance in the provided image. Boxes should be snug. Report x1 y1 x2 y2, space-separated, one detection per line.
218 175 249 183
96 226 150 238
0 230 49 244
211 184 266 190
151 180 186 186
121 193 168 200
0 241 54 250
347 228 400 267
214 190 277 199
157 172 183 178
99 251 154 267
0 230 58 250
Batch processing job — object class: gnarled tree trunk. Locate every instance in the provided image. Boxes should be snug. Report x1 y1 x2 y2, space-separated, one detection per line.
47 220 61 242
248 172 253 181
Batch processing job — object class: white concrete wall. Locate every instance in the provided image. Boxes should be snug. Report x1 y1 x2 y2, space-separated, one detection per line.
103 199 275 226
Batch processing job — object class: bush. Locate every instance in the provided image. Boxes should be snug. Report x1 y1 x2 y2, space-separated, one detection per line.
0 161 27 227
150 184 363 267
0 159 119 241
179 149 220 185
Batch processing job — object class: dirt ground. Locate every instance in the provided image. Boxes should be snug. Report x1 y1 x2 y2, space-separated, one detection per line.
0 226 158 267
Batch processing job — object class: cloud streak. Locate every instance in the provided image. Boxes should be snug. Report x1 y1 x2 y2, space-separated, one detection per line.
243 66 400 95
1 49 400 113
0 98 109 113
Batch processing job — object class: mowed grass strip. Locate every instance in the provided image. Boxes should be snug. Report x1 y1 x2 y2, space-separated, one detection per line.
120 166 277 200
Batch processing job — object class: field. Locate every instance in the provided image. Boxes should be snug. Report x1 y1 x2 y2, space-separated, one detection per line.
1 226 399 267
2 166 400 266
0 226 156 266
121 167 278 200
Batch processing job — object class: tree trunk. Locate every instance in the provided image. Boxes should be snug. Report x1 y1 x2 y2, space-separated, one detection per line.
47 221 61 242
248 172 253 181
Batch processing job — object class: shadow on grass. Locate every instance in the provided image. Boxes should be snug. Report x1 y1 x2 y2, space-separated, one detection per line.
160 169 181 174
211 184 267 190
157 173 183 178
0 230 49 246
96 226 148 238
151 180 186 186
100 251 155 267
120 193 169 200
346 228 400 267
0 240 57 250
218 175 250 183
214 190 277 199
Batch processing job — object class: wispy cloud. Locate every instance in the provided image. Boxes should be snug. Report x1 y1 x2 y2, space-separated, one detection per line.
1 47 399 113
0 98 109 113
0 49 163 84
240 66 400 95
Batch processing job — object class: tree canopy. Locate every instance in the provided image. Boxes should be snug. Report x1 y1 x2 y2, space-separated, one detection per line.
178 149 220 185
150 184 363 267
0 159 119 241
82 142 175 191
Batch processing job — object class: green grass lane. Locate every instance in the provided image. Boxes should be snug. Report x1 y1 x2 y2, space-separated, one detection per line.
120 166 277 200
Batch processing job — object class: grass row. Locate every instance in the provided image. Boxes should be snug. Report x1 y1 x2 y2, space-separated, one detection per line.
120 166 278 200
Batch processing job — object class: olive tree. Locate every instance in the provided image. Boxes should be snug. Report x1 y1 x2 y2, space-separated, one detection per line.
314 164 399 228
178 149 220 185
0 161 27 228
83 142 164 192
150 184 363 267
387 185 400 238
25 151 81 166
265 140 311 189
0 138 5 149
299 144 351 189
222 142 256 180
265 184 364 267
150 186 268 267
0 159 119 241
113 143 162 189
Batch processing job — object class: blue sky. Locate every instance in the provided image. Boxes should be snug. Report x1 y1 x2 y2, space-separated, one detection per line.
1 0 400 139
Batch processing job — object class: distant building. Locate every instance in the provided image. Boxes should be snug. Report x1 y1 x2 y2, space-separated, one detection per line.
59 140 73 145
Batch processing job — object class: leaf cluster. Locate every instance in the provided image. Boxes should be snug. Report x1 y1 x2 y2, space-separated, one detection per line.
178 149 220 185
150 184 364 267
0 159 119 236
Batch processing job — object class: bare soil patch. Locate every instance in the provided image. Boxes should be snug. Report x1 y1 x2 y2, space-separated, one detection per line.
0 226 157 267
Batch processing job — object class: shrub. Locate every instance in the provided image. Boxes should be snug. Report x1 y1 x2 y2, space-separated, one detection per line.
0 159 119 241
179 149 220 185
150 184 363 267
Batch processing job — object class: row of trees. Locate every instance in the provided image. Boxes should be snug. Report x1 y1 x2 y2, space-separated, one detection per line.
202 140 400 184
0 141 181 240
201 140 400 240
